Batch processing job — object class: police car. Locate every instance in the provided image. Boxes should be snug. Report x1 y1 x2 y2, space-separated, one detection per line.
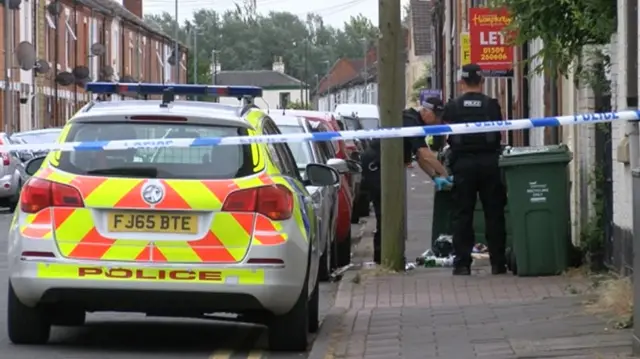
7 83 340 352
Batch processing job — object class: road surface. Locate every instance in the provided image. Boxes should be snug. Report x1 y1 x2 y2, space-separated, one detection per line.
0 208 345 359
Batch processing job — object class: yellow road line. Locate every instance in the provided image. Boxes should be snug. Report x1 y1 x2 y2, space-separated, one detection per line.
247 350 263 359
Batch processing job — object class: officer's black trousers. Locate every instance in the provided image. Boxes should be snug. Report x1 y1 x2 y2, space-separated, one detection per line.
450 153 507 268
370 188 382 264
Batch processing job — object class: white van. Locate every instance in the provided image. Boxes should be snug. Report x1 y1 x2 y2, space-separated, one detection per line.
334 104 380 130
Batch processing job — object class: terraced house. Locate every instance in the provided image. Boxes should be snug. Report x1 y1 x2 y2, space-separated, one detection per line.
0 0 188 132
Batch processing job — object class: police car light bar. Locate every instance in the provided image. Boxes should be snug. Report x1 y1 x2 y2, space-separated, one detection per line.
85 82 263 98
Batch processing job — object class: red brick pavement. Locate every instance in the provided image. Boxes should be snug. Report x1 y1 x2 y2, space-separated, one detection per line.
310 265 631 359
307 169 632 359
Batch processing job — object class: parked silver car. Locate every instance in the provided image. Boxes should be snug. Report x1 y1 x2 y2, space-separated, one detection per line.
272 114 350 280
0 133 24 210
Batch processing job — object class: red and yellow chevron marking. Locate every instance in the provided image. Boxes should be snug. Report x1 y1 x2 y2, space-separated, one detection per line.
52 208 257 263
20 209 53 239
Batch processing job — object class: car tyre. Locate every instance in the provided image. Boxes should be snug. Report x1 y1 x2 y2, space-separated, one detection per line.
267 279 309 351
308 275 320 333
7 283 51 345
336 230 352 267
319 240 332 281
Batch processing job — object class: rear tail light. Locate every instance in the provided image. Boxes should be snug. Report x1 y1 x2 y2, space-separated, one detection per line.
1 152 10 166
20 178 85 214
221 184 293 220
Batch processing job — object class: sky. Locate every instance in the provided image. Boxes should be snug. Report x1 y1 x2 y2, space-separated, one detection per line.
141 0 381 28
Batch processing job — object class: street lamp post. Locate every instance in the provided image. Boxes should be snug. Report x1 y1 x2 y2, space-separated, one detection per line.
174 0 180 83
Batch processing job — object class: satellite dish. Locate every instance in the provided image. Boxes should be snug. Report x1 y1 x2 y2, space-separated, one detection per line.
119 75 136 83
89 43 105 57
72 66 90 81
2 0 22 10
46 1 61 16
55 71 74 86
34 59 50 74
100 65 114 78
75 76 90 87
15 41 35 71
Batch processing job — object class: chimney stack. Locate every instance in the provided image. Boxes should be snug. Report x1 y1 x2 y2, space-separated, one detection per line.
123 0 143 18
272 56 285 73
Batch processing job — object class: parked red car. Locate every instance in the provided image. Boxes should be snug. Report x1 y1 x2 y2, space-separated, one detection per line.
283 109 359 266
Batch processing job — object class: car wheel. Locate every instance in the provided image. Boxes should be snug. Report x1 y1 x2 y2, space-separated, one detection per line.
337 230 352 267
308 274 320 333
318 240 332 281
7 283 51 344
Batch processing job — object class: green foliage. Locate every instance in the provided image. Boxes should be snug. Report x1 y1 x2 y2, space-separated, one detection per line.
145 9 379 89
491 0 616 76
409 64 432 102
286 100 311 110
581 164 605 254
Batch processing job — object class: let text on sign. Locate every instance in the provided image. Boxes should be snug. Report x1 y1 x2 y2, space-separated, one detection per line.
469 7 514 73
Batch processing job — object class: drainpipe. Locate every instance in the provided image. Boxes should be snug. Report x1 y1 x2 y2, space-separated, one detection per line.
628 0 640 353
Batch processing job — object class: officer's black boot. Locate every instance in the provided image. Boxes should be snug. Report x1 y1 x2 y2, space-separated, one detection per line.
373 230 381 264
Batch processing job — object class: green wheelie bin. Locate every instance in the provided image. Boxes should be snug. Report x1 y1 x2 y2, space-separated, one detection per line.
499 145 573 276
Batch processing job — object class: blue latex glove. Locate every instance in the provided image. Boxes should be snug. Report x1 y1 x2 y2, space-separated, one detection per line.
434 176 452 191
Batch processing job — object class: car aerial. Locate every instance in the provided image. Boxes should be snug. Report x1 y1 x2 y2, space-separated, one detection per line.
7 83 340 352
0 133 24 211
271 114 350 279
281 109 360 266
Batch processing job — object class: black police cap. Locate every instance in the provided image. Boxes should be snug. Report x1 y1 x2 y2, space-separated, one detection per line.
460 63 483 82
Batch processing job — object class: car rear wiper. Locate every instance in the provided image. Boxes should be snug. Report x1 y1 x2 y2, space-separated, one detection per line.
86 167 158 178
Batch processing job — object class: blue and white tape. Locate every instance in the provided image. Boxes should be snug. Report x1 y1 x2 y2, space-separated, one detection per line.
0 110 634 152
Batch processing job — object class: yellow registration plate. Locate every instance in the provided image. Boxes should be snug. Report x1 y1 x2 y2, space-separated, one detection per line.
107 212 198 234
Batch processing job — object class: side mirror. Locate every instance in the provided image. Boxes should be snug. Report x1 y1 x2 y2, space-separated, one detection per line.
346 159 362 173
24 156 47 176
305 163 339 186
326 158 349 174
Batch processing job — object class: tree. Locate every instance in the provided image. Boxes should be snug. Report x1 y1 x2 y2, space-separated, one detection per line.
409 64 432 103
492 0 616 76
286 100 311 110
144 8 379 90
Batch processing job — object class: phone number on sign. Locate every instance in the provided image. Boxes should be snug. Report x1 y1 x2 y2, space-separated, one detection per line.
480 52 508 61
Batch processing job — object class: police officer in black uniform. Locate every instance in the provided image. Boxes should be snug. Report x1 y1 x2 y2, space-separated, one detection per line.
361 97 452 264
443 63 507 276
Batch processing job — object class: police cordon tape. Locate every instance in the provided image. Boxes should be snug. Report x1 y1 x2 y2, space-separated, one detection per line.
0 110 635 152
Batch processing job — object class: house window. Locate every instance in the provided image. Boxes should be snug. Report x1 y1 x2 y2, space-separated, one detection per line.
279 92 291 109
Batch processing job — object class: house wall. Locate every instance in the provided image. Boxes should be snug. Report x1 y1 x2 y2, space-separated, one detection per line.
0 0 188 132
218 88 309 110
317 83 378 112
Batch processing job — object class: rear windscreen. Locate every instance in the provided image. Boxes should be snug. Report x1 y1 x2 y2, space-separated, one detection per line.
55 122 256 179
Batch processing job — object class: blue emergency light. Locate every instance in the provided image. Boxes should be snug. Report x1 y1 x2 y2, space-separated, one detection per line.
85 82 263 98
